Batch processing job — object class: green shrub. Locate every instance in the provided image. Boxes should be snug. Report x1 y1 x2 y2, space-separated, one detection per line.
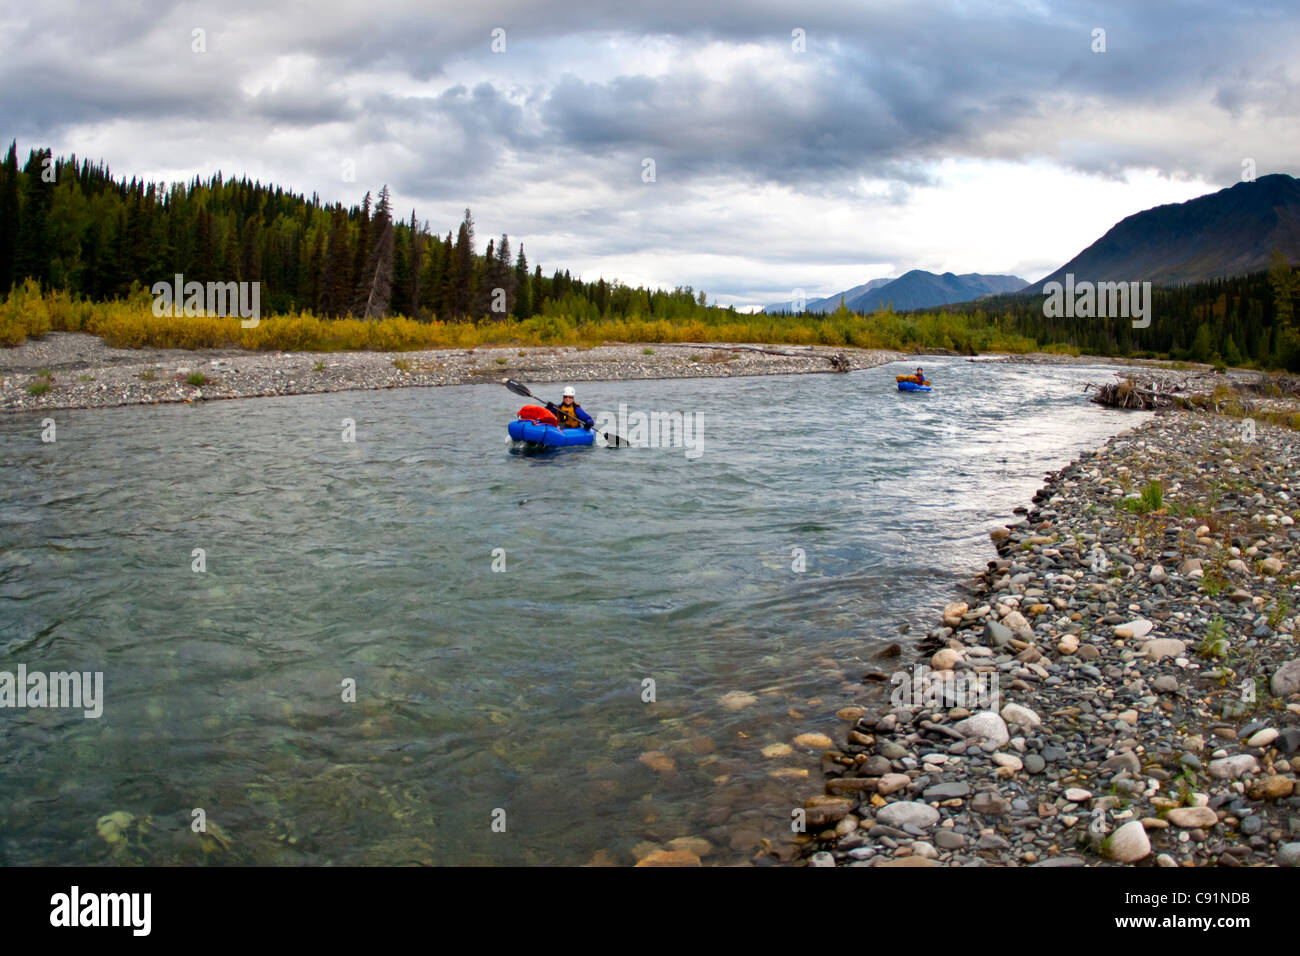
1120 480 1163 514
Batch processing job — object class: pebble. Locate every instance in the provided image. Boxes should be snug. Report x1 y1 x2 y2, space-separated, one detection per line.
1246 728 1279 748
1000 703 1042 728
971 791 1011 816
1114 619 1153 639
1272 659 1300 698
876 773 911 795
719 690 758 711
636 849 702 866
934 829 966 850
1247 775 1294 799
638 751 676 773
1142 638 1186 660
876 802 940 829
1107 820 1151 862
954 712 1010 749
1166 807 1218 828
942 602 969 627
931 648 962 671
1208 755 1259 779
992 753 1023 771
985 619 1013 646
923 782 971 800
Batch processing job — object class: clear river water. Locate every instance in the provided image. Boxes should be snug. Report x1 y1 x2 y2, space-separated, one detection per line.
0 357 1148 865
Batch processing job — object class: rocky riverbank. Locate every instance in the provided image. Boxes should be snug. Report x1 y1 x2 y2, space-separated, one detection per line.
794 407 1300 867
3 331 1256 417
0 332 906 414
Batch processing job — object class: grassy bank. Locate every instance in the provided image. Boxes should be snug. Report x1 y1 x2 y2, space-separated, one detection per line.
1 281 1046 354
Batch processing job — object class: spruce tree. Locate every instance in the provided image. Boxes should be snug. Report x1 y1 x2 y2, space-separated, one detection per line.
304 228 324 314
513 245 530 319
1269 249 1296 329
348 191 371 316
0 142 19 290
15 148 55 286
450 211 475 319
403 211 423 319
493 234 515 320
320 206 352 318
357 185 394 319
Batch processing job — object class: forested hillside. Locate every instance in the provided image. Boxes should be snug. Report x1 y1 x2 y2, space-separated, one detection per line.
0 143 711 323
961 264 1300 366
2 143 1298 369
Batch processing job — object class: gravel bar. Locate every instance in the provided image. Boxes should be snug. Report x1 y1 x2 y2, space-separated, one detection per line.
0 332 908 414
792 408 1300 867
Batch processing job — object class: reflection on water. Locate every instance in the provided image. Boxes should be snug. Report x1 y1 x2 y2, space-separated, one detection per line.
0 359 1146 865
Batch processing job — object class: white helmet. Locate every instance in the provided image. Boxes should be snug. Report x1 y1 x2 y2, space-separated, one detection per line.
562 387 575 397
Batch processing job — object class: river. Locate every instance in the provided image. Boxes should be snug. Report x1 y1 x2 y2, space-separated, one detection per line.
0 357 1148 865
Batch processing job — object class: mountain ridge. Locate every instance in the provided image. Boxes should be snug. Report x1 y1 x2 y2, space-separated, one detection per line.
1026 173 1300 292
764 270 1028 314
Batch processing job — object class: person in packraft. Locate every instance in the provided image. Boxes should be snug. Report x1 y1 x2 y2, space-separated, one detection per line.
549 386 594 429
913 367 928 385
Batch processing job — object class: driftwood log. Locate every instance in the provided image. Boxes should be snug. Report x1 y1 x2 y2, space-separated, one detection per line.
1239 373 1300 396
671 342 852 370
672 343 820 358
1084 374 1189 409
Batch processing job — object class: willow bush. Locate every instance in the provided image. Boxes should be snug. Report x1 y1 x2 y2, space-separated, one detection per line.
2 286 1046 355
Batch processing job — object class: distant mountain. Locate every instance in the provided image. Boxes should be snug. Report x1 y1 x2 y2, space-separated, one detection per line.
764 271 1028 314
763 277 894 314
849 271 1029 312
1027 173 1300 292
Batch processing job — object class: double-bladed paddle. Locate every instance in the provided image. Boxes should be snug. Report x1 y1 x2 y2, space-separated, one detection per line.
503 379 627 446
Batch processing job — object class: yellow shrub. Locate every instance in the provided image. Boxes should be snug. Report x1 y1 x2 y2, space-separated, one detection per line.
0 279 53 345
2 287 1058 357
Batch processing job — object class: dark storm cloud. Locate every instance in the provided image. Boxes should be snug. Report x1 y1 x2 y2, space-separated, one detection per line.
3 0 1295 185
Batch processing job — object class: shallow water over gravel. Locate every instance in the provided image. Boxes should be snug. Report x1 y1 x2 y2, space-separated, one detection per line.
0 358 1148 865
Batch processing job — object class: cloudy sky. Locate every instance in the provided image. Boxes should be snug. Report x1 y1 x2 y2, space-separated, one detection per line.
1 0 1296 309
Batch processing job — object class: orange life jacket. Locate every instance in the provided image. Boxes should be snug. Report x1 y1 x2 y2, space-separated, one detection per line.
556 401 582 427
